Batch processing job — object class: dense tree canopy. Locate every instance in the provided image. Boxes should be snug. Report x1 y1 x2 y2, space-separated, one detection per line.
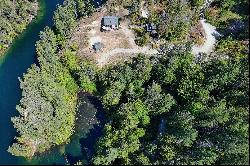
6 0 249 165
8 27 78 158
8 0 96 158
91 1 249 164
54 0 78 38
109 0 199 44
92 48 249 165
0 0 38 56
205 0 249 39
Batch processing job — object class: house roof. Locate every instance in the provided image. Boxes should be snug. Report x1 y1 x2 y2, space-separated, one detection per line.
102 16 119 26
93 42 104 51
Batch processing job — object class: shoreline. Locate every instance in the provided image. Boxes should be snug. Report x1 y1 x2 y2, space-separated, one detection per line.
0 0 42 58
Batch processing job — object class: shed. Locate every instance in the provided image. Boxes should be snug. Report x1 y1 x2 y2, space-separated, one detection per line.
93 42 104 51
146 23 157 32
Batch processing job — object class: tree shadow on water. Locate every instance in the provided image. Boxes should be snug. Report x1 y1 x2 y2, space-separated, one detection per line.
79 94 106 162
66 92 106 164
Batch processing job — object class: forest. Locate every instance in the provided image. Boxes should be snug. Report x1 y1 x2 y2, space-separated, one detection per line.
3 0 249 165
0 0 38 56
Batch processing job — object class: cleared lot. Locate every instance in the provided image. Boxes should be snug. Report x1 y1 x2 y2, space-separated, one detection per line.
70 8 158 67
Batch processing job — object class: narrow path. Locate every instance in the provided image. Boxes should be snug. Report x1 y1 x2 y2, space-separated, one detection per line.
97 47 158 66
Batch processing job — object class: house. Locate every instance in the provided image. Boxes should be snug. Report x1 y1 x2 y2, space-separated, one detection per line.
93 42 104 52
101 16 119 31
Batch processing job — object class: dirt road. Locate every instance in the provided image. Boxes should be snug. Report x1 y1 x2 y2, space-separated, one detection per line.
97 47 158 66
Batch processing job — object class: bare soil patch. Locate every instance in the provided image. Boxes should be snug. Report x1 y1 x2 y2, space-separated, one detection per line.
70 8 158 67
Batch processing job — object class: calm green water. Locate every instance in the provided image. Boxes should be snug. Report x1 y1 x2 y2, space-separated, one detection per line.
0 0 105 165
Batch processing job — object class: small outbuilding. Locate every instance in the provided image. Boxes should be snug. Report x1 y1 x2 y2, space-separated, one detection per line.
101 16 119 31
145 23 157 32
93 42 104 52
145 23 158 39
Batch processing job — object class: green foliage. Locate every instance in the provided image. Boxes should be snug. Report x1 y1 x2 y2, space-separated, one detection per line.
36 27 58 66
205 0 249 40
180 147 219 165
53 0 78 38
167 110 198 147
8 142 33 159
77 61 97 93
99 55 152 107
150 0 195 42
135 33 150 47
116 0 198 44
144 82 175 115
215 36 248 59
93 100 148 165
8 27 78 158
190 0 205 7
62 49 80 72
92 49 249 165
8 0 99 157
75 0 95 17
0 0 38 56
134 153 151 165
158 135 177 161
7 0 249 164
102 81 126 106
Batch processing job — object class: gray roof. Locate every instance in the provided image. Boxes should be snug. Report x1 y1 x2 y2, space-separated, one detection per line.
102 16 119 26
93 42 104 51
